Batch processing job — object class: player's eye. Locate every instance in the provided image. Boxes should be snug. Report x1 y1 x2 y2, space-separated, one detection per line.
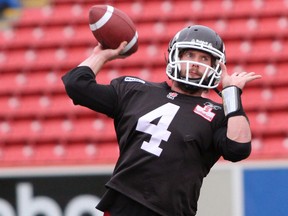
183 51 194 58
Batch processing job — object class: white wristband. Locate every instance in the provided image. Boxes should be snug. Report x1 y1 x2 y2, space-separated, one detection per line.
222 86 243 117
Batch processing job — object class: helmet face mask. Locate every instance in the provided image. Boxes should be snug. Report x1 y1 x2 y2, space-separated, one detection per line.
166 25 226 90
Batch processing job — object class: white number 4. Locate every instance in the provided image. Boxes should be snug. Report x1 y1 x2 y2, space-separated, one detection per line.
135 103 180 156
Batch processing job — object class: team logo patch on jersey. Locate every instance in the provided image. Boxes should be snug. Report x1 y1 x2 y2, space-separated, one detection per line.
194 104 216 121
124 77 145 84
167 92 178 100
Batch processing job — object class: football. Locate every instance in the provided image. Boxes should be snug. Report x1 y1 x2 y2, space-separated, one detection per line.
89 5 138 56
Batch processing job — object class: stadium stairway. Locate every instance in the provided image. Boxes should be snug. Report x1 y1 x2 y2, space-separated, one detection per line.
0 0 288 166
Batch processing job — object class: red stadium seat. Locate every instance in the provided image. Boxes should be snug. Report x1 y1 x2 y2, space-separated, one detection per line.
31 26 71 48
137 16 288 43
65 142 119 163
0 0 287 163
24 70 65 94
0 49 34 72
0 28 34 48
251 136 288 159
0 70 66 95
17 7 51 26
0 96 20 118
1 143 34 163
219 16 288 39
47 94 95 117
11 95 44 118
249 111 288 136
33 142 65 162
69 117 116 142
59 46 93 69
227 62 288 88
226 39 288 62
17 4 89 27
66 25 95 46
0 72 26 95
0 119 36 143
122 0 288 22
257 17 288 38
5 117 115 143
242 87 288 111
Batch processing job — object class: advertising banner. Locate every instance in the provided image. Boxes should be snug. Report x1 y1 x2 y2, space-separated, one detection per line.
0 166 113 216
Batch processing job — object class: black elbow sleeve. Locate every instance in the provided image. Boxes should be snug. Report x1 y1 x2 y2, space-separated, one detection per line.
222 138 251 162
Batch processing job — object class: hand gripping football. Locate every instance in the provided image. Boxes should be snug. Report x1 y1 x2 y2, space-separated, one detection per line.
89 5 138 56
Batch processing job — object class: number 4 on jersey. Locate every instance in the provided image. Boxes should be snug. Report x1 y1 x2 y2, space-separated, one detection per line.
136 103 180 156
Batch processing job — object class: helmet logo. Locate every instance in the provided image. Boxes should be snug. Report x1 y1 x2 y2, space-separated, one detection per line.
191 39 212 47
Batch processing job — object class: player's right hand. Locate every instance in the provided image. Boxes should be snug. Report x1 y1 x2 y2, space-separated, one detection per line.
93 41 128 62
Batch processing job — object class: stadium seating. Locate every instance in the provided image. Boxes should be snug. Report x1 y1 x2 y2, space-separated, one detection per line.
0 0 288 166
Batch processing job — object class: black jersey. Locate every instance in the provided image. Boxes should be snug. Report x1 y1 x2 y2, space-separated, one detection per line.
62 66 250 216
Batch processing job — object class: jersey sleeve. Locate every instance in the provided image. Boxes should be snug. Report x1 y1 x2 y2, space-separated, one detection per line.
62 66 119 117
213 120 251 162
62 66 143 118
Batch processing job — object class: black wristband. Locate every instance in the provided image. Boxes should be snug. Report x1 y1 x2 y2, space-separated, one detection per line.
226 104 246 118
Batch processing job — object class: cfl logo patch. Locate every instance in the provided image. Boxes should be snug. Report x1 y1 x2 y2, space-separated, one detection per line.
194 104 216 121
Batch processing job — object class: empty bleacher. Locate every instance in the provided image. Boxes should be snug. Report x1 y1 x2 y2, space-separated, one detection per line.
0 0 288 166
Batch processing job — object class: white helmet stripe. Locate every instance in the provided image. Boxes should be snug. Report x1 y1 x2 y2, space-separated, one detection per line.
89 5 114 31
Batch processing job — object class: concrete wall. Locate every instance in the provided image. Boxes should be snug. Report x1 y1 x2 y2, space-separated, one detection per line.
198 160 288 216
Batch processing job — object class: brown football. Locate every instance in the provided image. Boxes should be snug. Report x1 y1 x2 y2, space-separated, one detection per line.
89 5 138 56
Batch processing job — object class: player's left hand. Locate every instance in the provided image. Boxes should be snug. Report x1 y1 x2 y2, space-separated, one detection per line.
220 62 262 90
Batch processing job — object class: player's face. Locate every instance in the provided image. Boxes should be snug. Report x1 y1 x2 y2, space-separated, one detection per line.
179 49 212 79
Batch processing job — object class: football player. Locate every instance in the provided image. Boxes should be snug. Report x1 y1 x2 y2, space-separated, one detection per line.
62 25 261 216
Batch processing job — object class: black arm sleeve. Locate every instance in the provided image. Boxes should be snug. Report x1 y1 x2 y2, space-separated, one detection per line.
61 66 118 117
213 127 251 162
